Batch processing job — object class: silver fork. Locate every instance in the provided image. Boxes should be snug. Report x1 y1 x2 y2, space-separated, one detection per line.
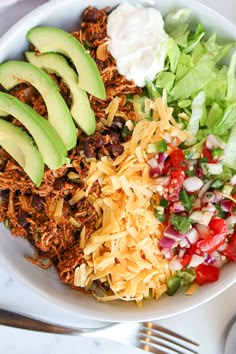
0 309 199 354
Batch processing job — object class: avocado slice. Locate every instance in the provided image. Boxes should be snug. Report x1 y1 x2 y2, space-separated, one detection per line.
0 92 68 170
27 26 106 100
25 51 96 135
0 119 44 186
0 60 77 150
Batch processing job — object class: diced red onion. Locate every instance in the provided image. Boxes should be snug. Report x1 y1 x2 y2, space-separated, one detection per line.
202 192 216 204
189 210 214 226
149 166 162 177
169 259 183 271
198 181 212 199
189 254 205 267
186 159 197 169
231 175 236 186
179 237 189 248
183 176 204 192
163 225 186 240
220 200 233 212
170 201 185 213
192 198 201 210
185 228 199 244
202 203 217 214
159 236 176 249
210 251 225 268
202 163 223 175
178 248 186 258
195 223 212 239
148 155 165 177
226 215 236 226
161 248 172 259
148 157 159 169
158 152 168 163
217 243 228 252
214 190 224 203
206 134 226 150
205 254 216 265
212 254 228 268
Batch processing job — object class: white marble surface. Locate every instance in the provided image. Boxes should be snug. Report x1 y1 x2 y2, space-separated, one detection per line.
0 0 236 353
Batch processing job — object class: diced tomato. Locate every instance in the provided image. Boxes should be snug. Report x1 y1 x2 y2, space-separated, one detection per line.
170 148 186 168
180 254 192 269
163 157 172 175
202 144 215 163
168 167 185 202
186 243 198 255
196 233 227 254
195 264 220 285
208 218 228 235
223 234 236 261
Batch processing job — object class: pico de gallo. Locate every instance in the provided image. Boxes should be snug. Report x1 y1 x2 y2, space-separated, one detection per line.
148 134 236 295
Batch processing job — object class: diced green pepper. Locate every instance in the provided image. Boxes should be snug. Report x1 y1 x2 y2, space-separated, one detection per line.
222 184 233 196
177 268 196 284
166 276 181 296
211 148 224 159
146 139 167 154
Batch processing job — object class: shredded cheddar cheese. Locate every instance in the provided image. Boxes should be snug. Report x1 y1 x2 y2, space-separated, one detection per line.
75 95 190 302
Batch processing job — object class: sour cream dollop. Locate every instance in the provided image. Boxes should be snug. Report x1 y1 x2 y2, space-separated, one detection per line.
107 2 168 87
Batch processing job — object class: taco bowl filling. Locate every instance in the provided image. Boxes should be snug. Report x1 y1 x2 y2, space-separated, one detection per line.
0 3 235 304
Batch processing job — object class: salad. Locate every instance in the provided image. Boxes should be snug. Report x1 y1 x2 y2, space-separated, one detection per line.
0 2 235 304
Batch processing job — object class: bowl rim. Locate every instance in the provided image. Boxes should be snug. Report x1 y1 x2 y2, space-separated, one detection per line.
0 0 236 323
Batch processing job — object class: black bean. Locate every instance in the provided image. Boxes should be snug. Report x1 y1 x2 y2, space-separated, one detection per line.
0 189 9 202
31 194 43 209
111 116 125 131
18 213 29 228
83 140 96 158
53 177 66 190
107 144 124 157
91 134 104 148
108 131 121 144
82 8 101 23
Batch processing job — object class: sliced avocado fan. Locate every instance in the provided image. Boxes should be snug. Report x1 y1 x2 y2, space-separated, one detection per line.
27 26 106 100
25 51 96 136
0 60 77 151
0 92 68 170
0 119 44 186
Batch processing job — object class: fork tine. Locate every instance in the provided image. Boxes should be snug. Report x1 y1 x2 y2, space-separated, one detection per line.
139 341 173 354
139 334 186 354
143 322 199 346
138 322 199 354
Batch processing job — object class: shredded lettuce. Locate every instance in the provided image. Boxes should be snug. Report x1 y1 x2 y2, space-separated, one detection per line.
223 125 236 169
226 50 236 102
186 91 206 145
156 38 181 73
142 8 236 182
213 103 236 136
170 62 215 100
164 9 191 48
207 103 223 130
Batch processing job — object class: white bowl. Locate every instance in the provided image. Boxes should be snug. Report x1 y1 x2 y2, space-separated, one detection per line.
0 0 236 323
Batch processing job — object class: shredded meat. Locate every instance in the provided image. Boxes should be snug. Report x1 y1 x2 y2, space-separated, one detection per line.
0 6 142 293
0 151 97 274
73 6 142 119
